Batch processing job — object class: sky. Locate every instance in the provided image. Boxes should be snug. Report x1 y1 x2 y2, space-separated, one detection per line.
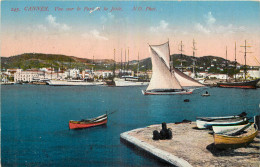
1 1 260 65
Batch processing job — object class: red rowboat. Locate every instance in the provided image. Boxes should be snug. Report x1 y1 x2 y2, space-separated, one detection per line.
69 114 107 129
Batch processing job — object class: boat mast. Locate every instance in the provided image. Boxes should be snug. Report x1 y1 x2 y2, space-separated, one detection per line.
240 40 252 81
225 46 228 82
121 49 122 75
68 59 71 79
124 49 126 76
113 49 116 78
51 63 53 79
192 39 197 78
137 52 140 77
179 41 184 72
234 42 237 82
128 48 130 75
57 66 58 79
91 55 94 76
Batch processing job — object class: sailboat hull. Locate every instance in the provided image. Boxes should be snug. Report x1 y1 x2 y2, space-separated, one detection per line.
115 80 149 87
217 79 259 89
142 89 193 95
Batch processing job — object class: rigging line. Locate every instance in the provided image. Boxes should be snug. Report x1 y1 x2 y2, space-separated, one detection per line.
254 56 260 65
107 110 118 116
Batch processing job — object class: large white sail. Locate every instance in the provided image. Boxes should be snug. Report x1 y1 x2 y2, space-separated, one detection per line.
149 41 171 69
172 67 205 87
146 45 182 91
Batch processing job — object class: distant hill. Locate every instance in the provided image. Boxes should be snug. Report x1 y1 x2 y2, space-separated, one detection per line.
1 53 114 70
1 52 239 73
135 54 238 71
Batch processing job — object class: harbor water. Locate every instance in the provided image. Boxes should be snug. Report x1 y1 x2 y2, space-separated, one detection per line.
1 85 260 166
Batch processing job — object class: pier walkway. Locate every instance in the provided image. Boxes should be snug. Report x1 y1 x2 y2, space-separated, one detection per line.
120 122 259 167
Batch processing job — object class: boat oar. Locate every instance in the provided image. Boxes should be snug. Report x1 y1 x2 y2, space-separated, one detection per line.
106 110 117 116
224 123 252 136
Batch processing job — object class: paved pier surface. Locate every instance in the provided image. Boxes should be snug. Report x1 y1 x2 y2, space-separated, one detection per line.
120 122 260 167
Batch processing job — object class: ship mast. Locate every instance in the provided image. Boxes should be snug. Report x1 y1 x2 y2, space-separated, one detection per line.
124 49 126 76
234 42 237 82
120 48 122 76
225 46 228 82
113 49 116 78
192 39 197 78
128 48 130 75
179 41 184 72
137 52 140 77
240 40 252 81
51 63 53 79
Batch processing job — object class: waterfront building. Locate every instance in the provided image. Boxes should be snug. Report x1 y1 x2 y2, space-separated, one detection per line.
65 69 80 79
102 70 114 78
43 72 66 80
207 74 227 80
233 69 260 80
196 72 208 78
6 69 22 77
14 70 44 83
93 70 113 79
247 69 260 79
0 72 9 83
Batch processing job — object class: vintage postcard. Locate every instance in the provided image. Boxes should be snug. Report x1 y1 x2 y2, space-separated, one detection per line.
1 0 260 166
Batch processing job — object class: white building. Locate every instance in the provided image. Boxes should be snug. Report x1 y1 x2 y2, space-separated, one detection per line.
196 72 208 78
93 70 113 78
233 69 260 80
43 72 66 80
5 69 22 77
207 74 227 80
102 70 113 78
248 69 260 79
14 70 44 82
65 69 80 79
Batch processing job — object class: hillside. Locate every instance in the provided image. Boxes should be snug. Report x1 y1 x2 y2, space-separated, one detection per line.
1 52 240 74
1 53 114 71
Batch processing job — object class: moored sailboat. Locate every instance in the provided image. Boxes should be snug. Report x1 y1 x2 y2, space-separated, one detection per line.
114 50 149 87
114 76 149 87
47 80 103 86
142 41 205 95
217 41 259 89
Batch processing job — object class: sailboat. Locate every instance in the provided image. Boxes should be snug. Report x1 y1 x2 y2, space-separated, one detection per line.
142 41 205 95
105 49 116 86
217 41 260 89
114 49 149 87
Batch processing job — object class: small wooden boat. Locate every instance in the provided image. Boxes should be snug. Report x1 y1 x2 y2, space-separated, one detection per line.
196 117 248 129
214 124 258 149
184 99 190 102
212 123 251 134
201 91 210 96
197 112 247 121
69 114 107 129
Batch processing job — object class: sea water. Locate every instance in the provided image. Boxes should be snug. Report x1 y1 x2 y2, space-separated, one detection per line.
1 85 260 166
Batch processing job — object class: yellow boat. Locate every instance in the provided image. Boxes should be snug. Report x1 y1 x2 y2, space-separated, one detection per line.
214 124 258 149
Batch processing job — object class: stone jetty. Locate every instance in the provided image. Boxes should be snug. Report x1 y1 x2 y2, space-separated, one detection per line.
120 122 260 167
